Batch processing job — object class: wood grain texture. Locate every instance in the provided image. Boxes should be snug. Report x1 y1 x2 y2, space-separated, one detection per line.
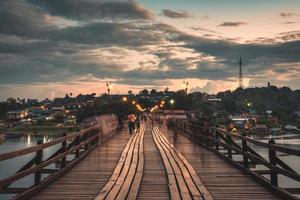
95 125 145 200
153 126 214 200
137 124 170 200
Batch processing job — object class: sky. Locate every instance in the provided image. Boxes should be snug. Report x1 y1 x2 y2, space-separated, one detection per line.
0 0 299 100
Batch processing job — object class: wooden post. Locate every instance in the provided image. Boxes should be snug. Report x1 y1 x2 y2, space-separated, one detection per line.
61 132 67 168
215 129 219 151
269 139 278 187
34 140 43 186
227 135 232 159
206 129 210 146
75 135 80 158
242 131 249 168
93 129 98 145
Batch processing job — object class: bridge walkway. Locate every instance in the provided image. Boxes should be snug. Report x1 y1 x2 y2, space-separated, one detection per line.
136 124 170 199
30 127 131 200
159 124 282 200
29 122 284 200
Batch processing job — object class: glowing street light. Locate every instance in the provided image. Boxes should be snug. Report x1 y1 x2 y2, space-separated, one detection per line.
122 96 128 102
132 100 136 105
170 99 174 105
170 99 175 119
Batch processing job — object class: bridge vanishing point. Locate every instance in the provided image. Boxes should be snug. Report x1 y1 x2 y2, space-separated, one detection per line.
0 120 299 200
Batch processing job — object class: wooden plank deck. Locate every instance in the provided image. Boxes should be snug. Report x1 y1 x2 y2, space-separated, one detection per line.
137 124 170 200
153 127 213 200
95 125 145 200
29 127 131 200
159 125 283 200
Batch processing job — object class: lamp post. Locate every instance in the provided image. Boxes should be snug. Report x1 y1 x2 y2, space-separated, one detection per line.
170 99 175 120
106 82 113 113
182 81 189 94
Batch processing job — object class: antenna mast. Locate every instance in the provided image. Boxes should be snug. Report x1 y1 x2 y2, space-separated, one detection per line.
238 57 243 88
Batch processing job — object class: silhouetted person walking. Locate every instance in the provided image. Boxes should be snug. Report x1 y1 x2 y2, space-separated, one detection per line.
128 114 136 134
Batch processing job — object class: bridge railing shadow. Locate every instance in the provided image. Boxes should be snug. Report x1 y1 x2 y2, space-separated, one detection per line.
172 120 300 200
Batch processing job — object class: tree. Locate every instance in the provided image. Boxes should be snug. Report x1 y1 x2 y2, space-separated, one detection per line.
150 89 158 97
139 89 149 96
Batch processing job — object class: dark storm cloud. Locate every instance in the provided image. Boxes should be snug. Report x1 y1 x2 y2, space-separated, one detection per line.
27 0 153 20
164 29 300 79
0 1 53 38
161 9 192 18
0 0 299 90
47 22 164 46
219 22 247 27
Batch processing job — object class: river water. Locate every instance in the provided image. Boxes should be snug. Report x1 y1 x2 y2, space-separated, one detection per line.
0 135 59 200
0 133 299 199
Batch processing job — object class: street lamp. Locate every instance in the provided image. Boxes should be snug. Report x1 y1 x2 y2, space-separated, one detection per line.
106 82 113 95
106 82 113 113
182 81 189 94
122 96 127 102
170 99 175 120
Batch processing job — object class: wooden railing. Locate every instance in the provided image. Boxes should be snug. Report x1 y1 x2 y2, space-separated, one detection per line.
172 121 300 200
0 123 121 200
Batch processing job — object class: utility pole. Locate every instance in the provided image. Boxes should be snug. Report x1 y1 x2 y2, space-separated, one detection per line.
239 57 243 89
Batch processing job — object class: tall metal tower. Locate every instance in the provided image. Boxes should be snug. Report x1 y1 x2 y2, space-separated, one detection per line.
238 57 243 88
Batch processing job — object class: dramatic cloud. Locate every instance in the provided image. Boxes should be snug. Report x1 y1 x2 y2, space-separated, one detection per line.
161 9 192 19
280 12 298 18
28 0 154 20
276 31 300 42
219 22 247 27
0 0 299 99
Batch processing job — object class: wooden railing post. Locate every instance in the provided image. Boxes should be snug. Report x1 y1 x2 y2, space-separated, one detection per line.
226 135 232 159
75 135 80 158
269 139 278 187
242 131 249 168
215 129 219 151
206 129 210 146
93 129 98 145
34 140 43 186
61 132 67 168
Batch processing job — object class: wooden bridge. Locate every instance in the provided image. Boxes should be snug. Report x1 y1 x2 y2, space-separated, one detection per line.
0 120 299 200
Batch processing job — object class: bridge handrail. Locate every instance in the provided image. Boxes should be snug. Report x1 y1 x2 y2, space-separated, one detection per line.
188 123 300 156
217 127 300 156
0 125 99 162
0 120 122 200
0 134 98 188
172 121 300 200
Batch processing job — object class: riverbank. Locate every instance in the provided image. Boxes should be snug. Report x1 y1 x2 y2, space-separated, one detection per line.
0 124 81 136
